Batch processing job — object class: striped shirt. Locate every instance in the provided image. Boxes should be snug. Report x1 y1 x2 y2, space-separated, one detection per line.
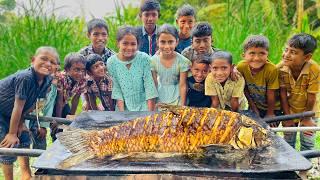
0 67 52 119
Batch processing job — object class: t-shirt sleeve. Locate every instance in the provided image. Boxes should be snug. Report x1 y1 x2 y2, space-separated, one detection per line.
179 56 191 72
266 65 279 90
143 56 158 100
14 77 30 100
307 65 320 93
108 59 124 101
232 76 245 97
205 74 217 96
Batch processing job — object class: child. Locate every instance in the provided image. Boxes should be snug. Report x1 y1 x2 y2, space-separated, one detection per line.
278 33 320 150
136 0 161 56
187 55 211 107
79 18 115 64
51 53 86 141
175 4 196 53
27 56 60 150
107 26 158 111
237 35 281 120
181 22 216 62
151 24 191 106
205 51 247 111
84 54 114 111
0 46 57 180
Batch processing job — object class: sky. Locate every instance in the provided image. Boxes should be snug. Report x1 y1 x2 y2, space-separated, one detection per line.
15 0 140 19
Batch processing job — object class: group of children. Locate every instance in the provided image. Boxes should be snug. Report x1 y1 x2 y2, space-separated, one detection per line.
0 0 319 179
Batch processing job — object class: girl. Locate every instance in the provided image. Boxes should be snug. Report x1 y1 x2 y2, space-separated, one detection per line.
151 24 191 106
107 26 158 111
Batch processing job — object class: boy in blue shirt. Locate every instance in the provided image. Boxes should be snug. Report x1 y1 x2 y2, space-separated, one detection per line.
0 46 58 179
136 0 160 56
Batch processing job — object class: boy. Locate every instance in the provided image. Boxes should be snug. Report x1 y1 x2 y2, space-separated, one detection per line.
205 51 247 111
84 54 114 111
279 33 320 150
182 22 216 62
175 4 196 53
136 0 160 56
79 18 115 64
0 46 58 180
237 35 281 121
51 53 86 141
187 55 211 107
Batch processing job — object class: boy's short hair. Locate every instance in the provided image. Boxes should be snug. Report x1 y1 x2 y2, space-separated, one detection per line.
192 54 211 65
35 46 60 64
287 33 317 54
191 22 212 38
85 54 103 72
64 53 86 71
242 35 269 52
211 51 233 65
176 4 196 20
87 18 109 34
139 0 160 16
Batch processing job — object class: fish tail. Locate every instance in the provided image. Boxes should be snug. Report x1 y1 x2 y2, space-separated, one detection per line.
56 126 95 168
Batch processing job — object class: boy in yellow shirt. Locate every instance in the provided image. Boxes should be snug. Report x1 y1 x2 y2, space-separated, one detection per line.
205 51 247 111
237 35 281 125
278 33 320 150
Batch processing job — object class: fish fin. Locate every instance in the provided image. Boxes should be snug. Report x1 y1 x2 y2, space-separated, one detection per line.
56 126 95 168
57 151 95 169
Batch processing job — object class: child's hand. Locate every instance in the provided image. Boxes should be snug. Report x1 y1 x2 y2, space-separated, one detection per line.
37 127 47 139
264 114 278 127
300 118 316 136
230 65 241 81
0 134 19 148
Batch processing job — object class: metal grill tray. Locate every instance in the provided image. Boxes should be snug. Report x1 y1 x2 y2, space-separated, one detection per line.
33 111 312 174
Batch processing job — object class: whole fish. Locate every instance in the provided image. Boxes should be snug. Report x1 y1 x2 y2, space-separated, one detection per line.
57 105 270 168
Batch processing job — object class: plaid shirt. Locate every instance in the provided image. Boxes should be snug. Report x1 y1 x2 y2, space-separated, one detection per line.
79 44 115 64
56 71 87 105
86 74 113 111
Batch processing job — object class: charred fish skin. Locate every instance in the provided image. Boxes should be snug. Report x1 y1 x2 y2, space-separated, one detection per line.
82 107 269 158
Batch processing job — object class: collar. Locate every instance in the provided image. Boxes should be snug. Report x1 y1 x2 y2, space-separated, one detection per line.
88 44 107 55
142 25 158 36
279 61 312 75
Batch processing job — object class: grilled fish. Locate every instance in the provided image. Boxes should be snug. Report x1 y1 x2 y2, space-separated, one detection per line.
57 105 270 168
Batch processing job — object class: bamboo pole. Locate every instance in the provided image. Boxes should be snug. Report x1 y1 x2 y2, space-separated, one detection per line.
297 0 304 31
0 148 44 157
24 114 72 125
263 111 315 123
270 126 320 132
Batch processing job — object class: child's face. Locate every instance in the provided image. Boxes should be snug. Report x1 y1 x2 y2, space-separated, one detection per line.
192 36 212 54
117 34 138 60
66 62 86 82
141 10 159 31
210 58 232 83
243 47 268 70
87 27 108 52
89 61 106 79
191 62 209 83
282 45 310 68
32 51 58 77
158 33 178 56
176 16 195 38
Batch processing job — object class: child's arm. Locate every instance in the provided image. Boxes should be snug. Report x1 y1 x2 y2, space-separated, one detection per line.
84 93 97 110
300 93 317 136
147 99 155 111
151 71 158 88
230 97 239 112
279 87 290 115
117 100 125 111
265 89 276 117
244 87 259 116
210 96 220 108
55 85 64 117
70 94 80 115
179 72 188 106
0 97 25 148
